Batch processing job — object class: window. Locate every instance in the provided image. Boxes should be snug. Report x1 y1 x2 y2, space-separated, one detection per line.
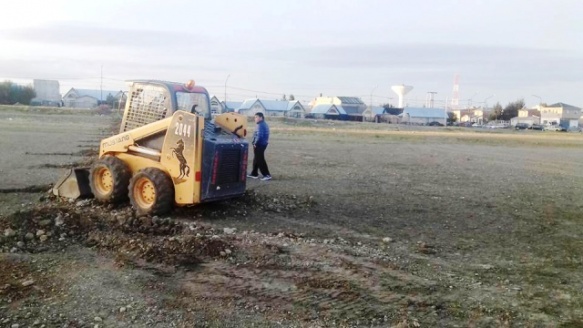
176 92 210 118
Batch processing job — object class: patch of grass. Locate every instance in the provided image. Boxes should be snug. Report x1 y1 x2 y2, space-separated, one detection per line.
561 320 583 328
0 104 99 115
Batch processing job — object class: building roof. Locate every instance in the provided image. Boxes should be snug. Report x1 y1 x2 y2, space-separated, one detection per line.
238 99 304 112
67 88 123 100
402 107 448 119
546 102 581 110
260 100 293 111
337 96 364 105
310 104 331 114
286 101 304 111
310 104 347 115
224 101 243 110
238 99 259 110
335 106 348 115
370 106 386 115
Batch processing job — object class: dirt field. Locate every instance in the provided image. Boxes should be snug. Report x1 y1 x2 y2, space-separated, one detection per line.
1 108 583 327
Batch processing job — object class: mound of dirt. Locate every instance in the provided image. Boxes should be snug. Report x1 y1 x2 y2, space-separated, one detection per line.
0 199 238 269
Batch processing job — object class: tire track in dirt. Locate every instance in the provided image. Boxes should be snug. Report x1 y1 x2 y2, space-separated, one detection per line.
178 231 446 324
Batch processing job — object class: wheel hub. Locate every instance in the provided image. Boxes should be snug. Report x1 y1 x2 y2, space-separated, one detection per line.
134 177 156 208
95 167 113 193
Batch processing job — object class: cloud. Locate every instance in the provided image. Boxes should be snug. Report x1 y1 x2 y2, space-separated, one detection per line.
3 23 211 51
264 43 582 85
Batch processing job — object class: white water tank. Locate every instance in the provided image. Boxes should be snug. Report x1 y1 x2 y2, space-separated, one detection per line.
391 84 413 108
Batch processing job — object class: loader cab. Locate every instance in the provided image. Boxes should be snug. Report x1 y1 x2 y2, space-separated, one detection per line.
120 80 212 133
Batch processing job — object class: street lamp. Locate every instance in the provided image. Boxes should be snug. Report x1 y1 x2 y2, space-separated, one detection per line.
224 74 231 113
532 94 542 105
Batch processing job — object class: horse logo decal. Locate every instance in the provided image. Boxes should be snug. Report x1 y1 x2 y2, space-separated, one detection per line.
171 139 190 179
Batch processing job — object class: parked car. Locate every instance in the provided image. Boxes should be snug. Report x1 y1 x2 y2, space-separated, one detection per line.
515 123 529 130
543 124 563 132
530 124 544 130
428 121 444 126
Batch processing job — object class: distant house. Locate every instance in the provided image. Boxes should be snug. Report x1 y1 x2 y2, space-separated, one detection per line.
31 79 62 107
453 108 485 124
311 96 366 117
224 101 243 113
362 106 401 123
362 106 386 122
209 96 243 114
540 103 581 128
236 99 305 118
63 88 124 109
510 108 540 126
308 104 348 120
210 96 222 115
401 108 448 125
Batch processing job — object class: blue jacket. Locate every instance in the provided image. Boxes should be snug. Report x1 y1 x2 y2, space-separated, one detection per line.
252 120 269 147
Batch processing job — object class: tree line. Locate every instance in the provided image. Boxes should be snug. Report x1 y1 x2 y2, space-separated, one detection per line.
0 81 36 105
488 99 526 121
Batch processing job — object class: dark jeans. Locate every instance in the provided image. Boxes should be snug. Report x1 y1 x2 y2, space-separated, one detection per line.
251 144 270 177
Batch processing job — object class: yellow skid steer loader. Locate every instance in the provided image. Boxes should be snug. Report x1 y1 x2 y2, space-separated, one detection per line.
53 80 249 215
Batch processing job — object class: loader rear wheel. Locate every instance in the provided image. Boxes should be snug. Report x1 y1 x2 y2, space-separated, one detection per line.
129 168 174 216
90 156 131 203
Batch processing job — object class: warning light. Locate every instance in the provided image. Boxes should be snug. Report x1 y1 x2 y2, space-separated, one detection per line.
185 79 195 90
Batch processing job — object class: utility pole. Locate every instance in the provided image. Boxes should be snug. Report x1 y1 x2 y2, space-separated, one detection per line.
100 65 103 104
368 84 379 122
224 74 230 113
426 92 437 108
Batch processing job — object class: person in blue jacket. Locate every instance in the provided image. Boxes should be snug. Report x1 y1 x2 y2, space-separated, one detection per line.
248 112 272 181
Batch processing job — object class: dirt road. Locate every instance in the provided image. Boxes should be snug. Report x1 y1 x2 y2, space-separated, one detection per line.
1 111 583 327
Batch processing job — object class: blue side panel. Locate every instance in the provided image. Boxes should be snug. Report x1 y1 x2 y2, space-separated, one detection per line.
201 121 249 202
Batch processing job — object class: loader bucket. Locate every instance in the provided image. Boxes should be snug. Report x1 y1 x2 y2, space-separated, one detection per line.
52 168 93 199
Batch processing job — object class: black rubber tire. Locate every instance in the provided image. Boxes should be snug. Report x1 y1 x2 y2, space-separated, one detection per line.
89 156 131 203
129 168 174 216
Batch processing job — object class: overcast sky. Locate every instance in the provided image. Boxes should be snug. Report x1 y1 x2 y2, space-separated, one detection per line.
0 0 582 108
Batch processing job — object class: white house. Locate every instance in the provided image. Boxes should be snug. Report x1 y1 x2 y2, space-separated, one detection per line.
210 96 222 115
308 104 348 119
63 88 124 109
362 106 387 122
452 108 485 124
540 103 581 128
510 108 540 126
311 96 366 116
236 99 305 118
209 96 243 114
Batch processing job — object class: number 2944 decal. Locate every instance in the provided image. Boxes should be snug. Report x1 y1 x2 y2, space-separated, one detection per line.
174 122 192 137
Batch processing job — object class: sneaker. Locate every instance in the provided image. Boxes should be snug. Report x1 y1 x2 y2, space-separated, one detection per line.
260 175 272 181
247 174 259 179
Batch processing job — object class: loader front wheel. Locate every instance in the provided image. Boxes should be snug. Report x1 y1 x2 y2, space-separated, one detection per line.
90 156 131 203
129 168 174 216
